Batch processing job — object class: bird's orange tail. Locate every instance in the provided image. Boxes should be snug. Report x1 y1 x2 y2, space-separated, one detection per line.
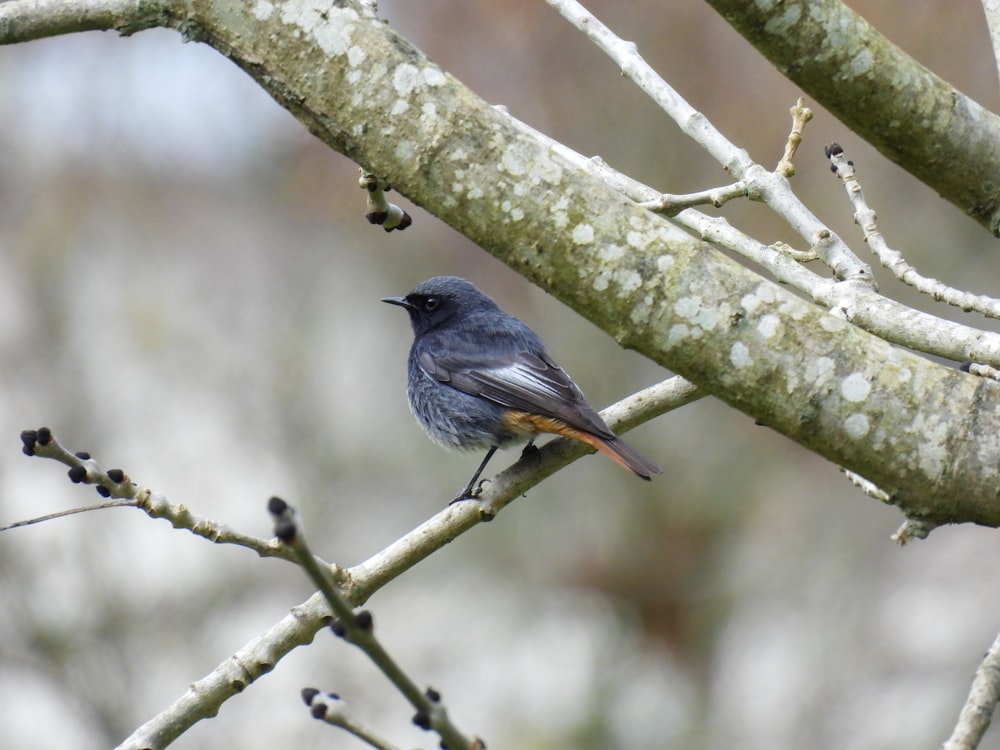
506 411 661 479
584 433 661 480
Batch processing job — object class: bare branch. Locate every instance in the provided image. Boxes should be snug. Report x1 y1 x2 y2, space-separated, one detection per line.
6 0 1000 528
116 589 332 750
942 631 1000 750
300 690 402 750
827 143 1000 319
0 0 162 42
544 0 874 284
702 0 1000 236
271 498 479 750
17 428 304 564
985 0 1000 88
775 98 814 176
110 376 699 748
638 182 747 214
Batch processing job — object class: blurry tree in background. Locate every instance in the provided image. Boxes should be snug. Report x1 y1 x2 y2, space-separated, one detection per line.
4 1 1000 749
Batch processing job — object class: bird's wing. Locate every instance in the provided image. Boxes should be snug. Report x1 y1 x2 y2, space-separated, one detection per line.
418 348 615 439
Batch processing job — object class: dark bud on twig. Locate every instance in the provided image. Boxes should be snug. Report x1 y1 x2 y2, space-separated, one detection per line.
107 469 126 484
425 686 441 703
67 465 87 484
354 610 374 632
412 709 431 730
37 426 52 445
267 496 298 542
302 688 341 719
825 142 843 173
20 431 36 455
96 486 111 498
366 207 413 232
330 618 347 638
387 212 412 232
273 519 296 544
74 451 91 460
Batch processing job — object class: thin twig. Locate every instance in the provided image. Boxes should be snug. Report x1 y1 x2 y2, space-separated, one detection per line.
841 469 891 504
359 170 411 232
966 362 1000 381
0 498 139 532
503 96 1000 366
301 690 401 750
15 428 307 564
775 98 814 176
638 182 747 215
113 375 701 749
270 498 479 750
941 631 1000 750
543 0 873 284
827 143 1000 319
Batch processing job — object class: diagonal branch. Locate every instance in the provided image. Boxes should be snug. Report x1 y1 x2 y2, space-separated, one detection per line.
702 0 1000 236
0 0 163 41
110 377 700 749
827 143 1000 319
942 630 1000 750
272 498 479 750
545 0 873 284
5 0 1000 527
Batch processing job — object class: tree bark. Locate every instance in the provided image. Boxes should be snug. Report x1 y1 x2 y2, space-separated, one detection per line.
2 0 1000 527
703 0 1000 236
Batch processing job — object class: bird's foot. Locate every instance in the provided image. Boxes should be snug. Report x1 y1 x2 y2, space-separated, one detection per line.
519 441 541 463
449 478 490 505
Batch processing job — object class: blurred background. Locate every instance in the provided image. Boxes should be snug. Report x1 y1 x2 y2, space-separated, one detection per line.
2 1 1000 748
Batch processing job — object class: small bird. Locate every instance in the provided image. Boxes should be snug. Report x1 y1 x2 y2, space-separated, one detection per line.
383 276 661 501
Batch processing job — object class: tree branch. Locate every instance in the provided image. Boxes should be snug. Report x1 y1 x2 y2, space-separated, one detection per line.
0 0 163 40
272 498 479 750
108 377 699 749
5 0 1000 529
827 143 1000 318
702 0 1000 236
545 0 874 284
985 0 1000 88
942 630 1000 750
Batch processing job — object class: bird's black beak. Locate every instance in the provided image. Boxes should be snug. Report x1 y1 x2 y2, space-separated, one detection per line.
381 295 415 310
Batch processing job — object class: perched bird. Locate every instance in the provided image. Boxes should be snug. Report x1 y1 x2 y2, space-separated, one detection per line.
383 276 661 501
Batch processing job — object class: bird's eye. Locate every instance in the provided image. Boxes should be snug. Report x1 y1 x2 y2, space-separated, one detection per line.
423 297 440 311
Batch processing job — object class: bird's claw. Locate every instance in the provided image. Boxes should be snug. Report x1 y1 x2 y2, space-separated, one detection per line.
449 478 490 505
519 442 541 462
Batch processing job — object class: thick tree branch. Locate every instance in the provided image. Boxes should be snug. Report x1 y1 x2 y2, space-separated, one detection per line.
186 1 1000 527
4 0 1000 530
0 0 162 39
702 0 1000 236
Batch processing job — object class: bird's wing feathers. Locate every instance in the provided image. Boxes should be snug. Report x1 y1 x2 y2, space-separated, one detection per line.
418 348 615 439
